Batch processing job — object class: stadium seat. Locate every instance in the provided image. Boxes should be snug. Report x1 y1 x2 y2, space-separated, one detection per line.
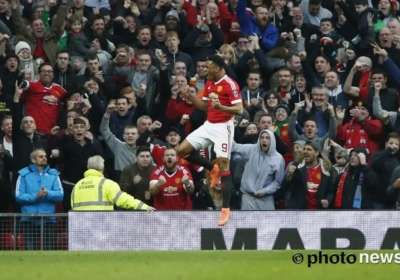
55 233 68 250
0 233 14 250
55 202 64 213
55 217 65 232
17 234 24 251
278 200 286 210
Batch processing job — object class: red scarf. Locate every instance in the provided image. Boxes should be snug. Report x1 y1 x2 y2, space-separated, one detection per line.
70 30 82 35
33 37 48 62
334 169 349 208
344 117 370 149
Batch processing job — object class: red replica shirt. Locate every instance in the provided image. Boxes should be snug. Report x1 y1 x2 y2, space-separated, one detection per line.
150 165 193 210
150 144 203 172
306 164 322 210
22 80 67 134
202 75 241 123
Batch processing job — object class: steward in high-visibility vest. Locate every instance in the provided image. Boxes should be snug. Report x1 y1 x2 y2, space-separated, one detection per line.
71 168 153 211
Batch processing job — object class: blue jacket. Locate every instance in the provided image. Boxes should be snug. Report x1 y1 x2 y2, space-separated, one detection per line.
236 0 278 52
16 164 63 224
109 110 135 141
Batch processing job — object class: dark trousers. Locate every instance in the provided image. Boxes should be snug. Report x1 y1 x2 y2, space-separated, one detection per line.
62 183 74 213
21 221 55 250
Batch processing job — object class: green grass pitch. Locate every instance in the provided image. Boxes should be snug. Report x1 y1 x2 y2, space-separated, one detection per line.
0 251 397 280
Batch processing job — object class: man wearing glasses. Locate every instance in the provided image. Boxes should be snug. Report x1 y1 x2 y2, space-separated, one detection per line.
20 62 67 136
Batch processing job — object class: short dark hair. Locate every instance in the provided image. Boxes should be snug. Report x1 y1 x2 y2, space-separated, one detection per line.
85 54 99 62
354 0 368 6
371 68 387 78
304 118 317 127
116 96 130 104
197 58 207 64
116 44 129 52
38 62 53 72
263 89 282 104
315 56 329 64
90 14 104 26
294 72 306 80
73 118 86 125
387 132 400 142
56 50 70 59
320 18 334 26
309 0 321 5
285 53 299 64
278 67 292 75
68 108 83 117
207 55 225 69
247 70 262 79
139 25 151 33
258 113 274 123
136 146 151 156
136 49 151 58
238 34 249 40
326 70 339 78
1 115 11 126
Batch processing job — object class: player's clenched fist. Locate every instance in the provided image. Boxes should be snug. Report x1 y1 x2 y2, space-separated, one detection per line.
158 175 166 185
212 99 223 110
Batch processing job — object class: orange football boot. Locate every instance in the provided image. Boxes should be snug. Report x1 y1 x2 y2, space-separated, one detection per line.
217 208 231 226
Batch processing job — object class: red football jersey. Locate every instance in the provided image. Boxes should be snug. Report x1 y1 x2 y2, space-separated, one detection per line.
22 80 67 134
202 75 241 123
150 165 193 210
150 144 203 172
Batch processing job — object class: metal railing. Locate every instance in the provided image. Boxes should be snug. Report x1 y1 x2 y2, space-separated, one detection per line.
0 213 68 251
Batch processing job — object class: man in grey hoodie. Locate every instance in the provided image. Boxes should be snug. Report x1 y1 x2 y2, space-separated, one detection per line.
231 129 285 210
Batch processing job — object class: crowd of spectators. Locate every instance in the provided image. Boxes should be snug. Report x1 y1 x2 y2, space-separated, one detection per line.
1 0 400 220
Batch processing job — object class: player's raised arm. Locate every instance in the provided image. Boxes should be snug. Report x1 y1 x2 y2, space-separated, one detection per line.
181 85 208 111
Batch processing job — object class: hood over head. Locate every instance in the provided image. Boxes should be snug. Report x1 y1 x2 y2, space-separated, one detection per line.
258 129 277 156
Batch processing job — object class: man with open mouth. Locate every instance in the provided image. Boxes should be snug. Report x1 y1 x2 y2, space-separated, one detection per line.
231 129 285 210
10 0 68 66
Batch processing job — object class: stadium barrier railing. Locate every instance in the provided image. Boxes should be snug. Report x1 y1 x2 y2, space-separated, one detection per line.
1 211 399 251
0 213 68 251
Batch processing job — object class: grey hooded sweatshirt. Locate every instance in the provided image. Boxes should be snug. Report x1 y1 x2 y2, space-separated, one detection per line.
231 129 285 210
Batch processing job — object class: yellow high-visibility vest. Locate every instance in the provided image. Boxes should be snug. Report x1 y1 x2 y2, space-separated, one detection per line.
71 169 148 211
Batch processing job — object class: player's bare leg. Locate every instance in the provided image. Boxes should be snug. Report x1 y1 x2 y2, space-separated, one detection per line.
216 157 232 226
177 139 219 186
176 139 195 155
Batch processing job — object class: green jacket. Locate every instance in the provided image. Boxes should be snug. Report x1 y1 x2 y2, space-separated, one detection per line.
41 10 68 50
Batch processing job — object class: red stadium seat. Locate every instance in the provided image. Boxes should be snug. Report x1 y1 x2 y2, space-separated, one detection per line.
0 233 14 250
55 202 64 213
55 233 68 250
278 200 286 210
17 234 24 251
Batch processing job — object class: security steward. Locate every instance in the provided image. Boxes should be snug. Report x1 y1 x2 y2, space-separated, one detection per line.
71 155 155 211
